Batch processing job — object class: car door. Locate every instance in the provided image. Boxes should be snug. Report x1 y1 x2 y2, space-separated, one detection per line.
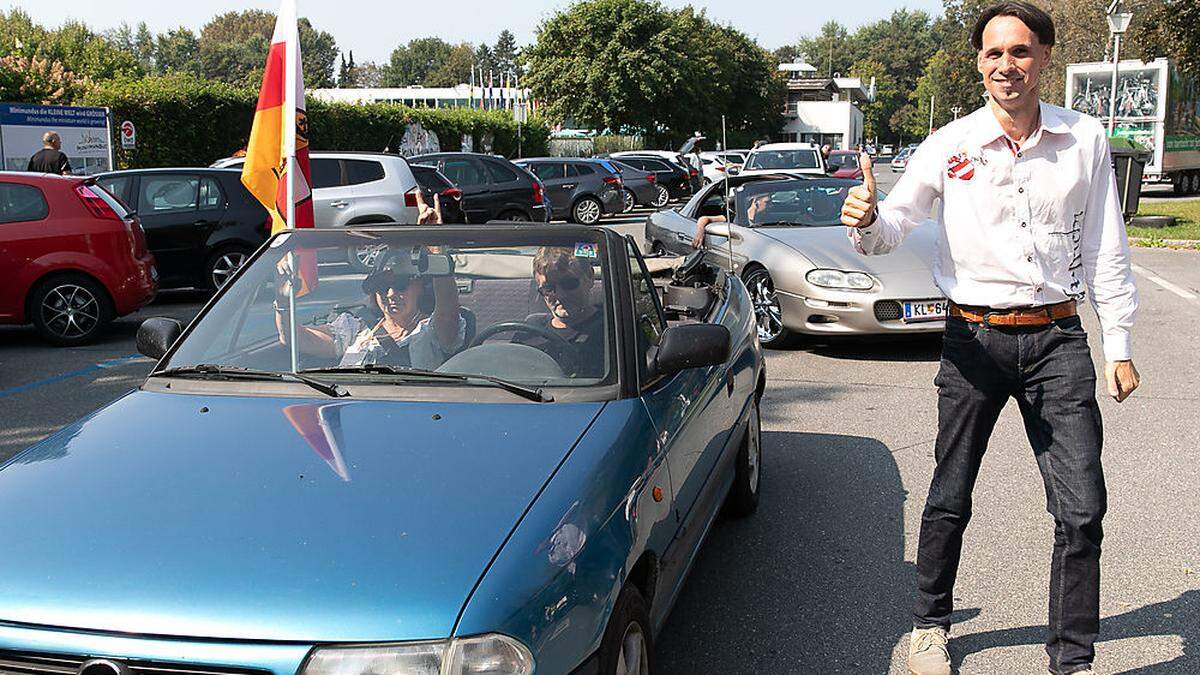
438 156 492 223
0 182 51 320
482 159 527 218
309 158 356 228
528 162 567 218
135 173 214 282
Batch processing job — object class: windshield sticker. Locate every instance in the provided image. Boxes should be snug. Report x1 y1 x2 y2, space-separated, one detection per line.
574 242 598 258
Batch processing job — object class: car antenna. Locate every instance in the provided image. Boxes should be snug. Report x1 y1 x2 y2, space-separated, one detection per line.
382 134 395 153
721 115 736 274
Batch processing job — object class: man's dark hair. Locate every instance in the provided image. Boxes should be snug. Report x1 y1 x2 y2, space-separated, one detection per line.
971 1 1056 50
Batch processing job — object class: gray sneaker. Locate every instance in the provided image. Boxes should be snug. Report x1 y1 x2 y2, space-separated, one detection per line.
908 626 951 675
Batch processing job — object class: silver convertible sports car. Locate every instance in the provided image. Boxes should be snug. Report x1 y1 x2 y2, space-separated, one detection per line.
646 173 946 347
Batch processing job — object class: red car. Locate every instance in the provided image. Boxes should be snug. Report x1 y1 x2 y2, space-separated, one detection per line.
0 173 157 345
827 149 865 180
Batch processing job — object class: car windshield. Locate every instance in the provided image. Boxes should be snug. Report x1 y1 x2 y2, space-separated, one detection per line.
827 153 859 169
161 229 617 389
746 149 820 170
733 178 869 227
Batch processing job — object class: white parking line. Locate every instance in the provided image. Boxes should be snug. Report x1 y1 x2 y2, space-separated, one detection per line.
1131 264 1198 301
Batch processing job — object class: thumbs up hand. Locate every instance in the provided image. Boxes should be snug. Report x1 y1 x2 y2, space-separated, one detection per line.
841 152 878 229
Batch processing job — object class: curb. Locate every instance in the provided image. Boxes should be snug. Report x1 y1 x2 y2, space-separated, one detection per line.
1129 237 1200 250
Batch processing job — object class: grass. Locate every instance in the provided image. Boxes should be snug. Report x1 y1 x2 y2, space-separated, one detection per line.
1129 198 1200 243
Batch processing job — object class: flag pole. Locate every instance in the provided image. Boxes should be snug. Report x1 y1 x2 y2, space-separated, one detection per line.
284 2 299 373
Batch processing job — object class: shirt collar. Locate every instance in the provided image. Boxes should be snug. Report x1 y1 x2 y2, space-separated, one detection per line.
969 101 1070 148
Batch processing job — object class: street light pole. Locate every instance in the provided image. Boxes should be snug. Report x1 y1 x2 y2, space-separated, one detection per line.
1106 0 1133 136
928 95 935 135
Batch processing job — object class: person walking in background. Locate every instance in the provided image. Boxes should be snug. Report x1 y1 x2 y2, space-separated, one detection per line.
27 132 72 175
840 2 1139 674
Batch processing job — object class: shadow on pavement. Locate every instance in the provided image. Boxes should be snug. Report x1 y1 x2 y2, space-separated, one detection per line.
655 431 913 672
791 334 943 363
949 590 1198 674
0 290 208 350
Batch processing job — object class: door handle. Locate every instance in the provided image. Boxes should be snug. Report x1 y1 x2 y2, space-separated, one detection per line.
330 201 349 208
561 184 576 189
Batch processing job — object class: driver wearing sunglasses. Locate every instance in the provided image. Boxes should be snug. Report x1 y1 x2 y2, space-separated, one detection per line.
514 246 606 378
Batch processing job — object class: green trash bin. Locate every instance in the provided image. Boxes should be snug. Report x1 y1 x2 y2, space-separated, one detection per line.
1108 137 1151 219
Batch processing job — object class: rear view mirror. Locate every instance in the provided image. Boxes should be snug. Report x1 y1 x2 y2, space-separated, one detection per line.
727 166 740 176
704 223 741 240
137 317 183 361
653 323 731 375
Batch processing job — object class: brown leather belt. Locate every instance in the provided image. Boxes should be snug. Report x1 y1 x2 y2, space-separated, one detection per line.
949 300 1077 326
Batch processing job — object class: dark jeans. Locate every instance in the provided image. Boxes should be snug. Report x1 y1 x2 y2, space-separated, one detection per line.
913 315 1106 674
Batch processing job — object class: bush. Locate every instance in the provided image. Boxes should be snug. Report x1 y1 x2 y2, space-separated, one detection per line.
84 74 550 168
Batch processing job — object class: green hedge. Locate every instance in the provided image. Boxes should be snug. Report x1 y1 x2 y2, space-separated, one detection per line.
84 74 549 169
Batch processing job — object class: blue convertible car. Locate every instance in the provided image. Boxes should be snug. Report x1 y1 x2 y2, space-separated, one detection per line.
0 224 764 675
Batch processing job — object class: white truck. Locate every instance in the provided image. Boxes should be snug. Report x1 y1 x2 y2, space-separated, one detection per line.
1066 58 1200 195
0 103 114 175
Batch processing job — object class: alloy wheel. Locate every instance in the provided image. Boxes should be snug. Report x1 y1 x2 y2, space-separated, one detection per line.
210 251 249 288
40 284 100 341
747 402 762 494
746 269 784 343
356 244 389 269
622 190 635 213
615 623 649 675
651 185 670 208
575 198 602 224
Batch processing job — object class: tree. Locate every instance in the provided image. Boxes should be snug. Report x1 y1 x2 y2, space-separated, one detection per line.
849 59 900 142
428 43 476 87
39 20 143 80
382 37 452 86
772 45 800 65
338 51 356 86
890 103 923 144
474 44 496 76
1133 0 1200 75
154 28 201 76
493 30 518 75
796 21 852 78
353 61 385 88
0 55 89 104
198 10 338 87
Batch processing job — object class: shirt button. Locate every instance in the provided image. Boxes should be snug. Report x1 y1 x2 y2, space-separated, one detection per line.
1027 256 1034 262
1035 286 1042 292
1017 152 1023 158
1018 187 1025 194
1021 221 1027 227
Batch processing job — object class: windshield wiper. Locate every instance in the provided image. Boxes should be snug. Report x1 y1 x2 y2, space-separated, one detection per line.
154 364 348 398
301 365 553 402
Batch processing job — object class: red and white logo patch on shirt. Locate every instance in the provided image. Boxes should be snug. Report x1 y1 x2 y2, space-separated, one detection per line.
946 152 975 181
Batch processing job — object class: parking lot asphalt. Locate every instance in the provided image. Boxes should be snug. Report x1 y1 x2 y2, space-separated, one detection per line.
1 200 1196 673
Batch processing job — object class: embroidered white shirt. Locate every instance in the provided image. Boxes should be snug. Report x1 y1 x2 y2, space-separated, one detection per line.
852 101 1138 361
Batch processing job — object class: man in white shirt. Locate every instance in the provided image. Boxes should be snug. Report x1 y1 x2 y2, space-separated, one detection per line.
840 3 1140 674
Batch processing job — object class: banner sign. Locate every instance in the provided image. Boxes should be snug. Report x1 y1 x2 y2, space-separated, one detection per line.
0 103 113 175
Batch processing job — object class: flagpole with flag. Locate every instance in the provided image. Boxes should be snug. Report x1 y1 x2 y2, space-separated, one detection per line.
241 0 316 372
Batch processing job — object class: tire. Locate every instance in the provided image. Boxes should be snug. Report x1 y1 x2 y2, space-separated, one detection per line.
572 196 603 225
205 246 254 291
498 210 530 222
621 189 636 214
598 585 654 675
650 240 667 257
650 185 670 208
725 396 762 517
29 273 113 346
743 266 795 349
347 243 390 272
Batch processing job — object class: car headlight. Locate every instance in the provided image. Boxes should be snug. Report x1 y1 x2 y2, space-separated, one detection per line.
805 269 875 290
302 634 534 675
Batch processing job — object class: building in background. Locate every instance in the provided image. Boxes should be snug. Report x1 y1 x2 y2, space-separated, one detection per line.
310 84 531 115
775 62 870 150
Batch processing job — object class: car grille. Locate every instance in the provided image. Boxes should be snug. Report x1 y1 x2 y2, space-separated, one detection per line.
873 300 903 322
0 651 267 675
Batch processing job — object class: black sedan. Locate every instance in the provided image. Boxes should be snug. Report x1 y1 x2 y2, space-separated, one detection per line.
408 152 550 223
95 168 270 291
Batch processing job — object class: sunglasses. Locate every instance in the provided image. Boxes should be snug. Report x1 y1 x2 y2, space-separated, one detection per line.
537 275 583 296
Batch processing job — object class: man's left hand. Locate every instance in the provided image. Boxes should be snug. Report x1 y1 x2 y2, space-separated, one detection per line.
1105 360 1140 403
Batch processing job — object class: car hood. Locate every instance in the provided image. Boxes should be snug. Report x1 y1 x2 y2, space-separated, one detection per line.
0 390 605 642
757 222 938 276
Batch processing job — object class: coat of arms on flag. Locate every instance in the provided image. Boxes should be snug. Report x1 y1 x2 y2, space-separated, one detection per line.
946 152 975 181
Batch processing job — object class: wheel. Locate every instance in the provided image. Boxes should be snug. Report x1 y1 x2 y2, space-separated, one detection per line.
650 185 670 208
598 585 654 675
205 246 254 290
347 243 389 272
650 240 667 257
725 396 762 517
621 189 636 214
498 210 530 222
572 196 603 225
1190 172 1200 195
743 266 794 348
29 274 112 346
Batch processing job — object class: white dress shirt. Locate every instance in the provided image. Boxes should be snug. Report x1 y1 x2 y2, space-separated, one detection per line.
852 101 1138 361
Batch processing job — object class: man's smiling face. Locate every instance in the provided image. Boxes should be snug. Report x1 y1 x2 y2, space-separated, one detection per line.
977 15 1053 108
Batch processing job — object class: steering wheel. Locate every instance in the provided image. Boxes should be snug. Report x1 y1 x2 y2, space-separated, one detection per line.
471 321 576 373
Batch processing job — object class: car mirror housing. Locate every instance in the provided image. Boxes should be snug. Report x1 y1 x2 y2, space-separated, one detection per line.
653 323 731 375
704 223 741 240
137 317 183 361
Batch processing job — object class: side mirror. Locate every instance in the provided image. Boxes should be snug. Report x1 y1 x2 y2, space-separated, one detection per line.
727 166 740 176
137 317 183 360
653 323 731 375
704 223 741 240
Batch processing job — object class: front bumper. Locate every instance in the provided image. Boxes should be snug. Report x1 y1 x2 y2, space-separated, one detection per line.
776 289 945 335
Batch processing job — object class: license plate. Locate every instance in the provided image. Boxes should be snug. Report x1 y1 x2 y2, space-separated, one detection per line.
902 299 947 322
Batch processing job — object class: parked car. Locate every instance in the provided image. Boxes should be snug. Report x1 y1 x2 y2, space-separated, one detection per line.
213 152 423 231
410 163 466 224
408 152 550 224
891 146 915 172
514 157 623 224
698 151 746 184
611 150 702 193
602 159 666 212
0 223 765 675
0 173 156 345
646 173 945 347
741 142 827 176
96 168 270 290
825 149 864 180
606 153 693 201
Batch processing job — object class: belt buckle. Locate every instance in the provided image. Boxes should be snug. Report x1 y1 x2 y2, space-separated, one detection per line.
981 310 998 326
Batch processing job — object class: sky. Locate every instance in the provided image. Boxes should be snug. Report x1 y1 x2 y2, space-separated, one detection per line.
5 0 945 65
